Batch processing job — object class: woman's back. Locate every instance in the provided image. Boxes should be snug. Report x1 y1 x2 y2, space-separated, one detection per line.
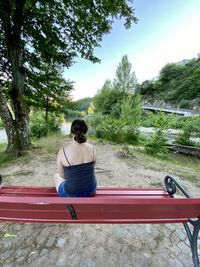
61 140 95 167
54 119 97 197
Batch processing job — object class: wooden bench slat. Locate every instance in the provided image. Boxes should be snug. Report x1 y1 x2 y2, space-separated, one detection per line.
0 186 199 225
0 216 188 224
0 199 199 223
0 186 170 198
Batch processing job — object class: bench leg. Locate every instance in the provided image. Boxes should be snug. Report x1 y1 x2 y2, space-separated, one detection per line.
183 219 200 267
164 176 199 266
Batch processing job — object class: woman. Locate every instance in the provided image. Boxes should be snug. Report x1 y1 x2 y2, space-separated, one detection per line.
54 119 97 197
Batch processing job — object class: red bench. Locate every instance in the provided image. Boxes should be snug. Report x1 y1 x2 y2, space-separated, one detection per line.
0 175 199 267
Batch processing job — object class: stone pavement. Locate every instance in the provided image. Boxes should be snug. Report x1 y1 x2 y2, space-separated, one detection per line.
0 220 199 267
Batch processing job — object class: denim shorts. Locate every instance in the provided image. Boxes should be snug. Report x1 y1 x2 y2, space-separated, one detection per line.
58 180 97 197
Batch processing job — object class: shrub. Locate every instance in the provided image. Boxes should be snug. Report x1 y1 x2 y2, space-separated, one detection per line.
174 116 200 146
123 126 140 145
30 112 61 139
64 109 84 121
86 113 105 129
179 99 191 109
0 119 3 129
89 115 141 145
145 129 168 155
95 117 124 143
145 112 169 155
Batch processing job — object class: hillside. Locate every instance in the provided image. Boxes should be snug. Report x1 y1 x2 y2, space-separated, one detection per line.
137 57 200 110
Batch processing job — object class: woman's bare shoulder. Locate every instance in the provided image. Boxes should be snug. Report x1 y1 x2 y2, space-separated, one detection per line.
57 141 71 154
87 141 96 149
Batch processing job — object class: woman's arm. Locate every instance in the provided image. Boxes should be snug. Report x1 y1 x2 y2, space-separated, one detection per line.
56 149 65 178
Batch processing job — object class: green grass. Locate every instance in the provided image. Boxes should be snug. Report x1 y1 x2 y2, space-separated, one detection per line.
33 132 67 154
0 143 19 167
0 133 67 167
126 145 200 186
0 143 32 168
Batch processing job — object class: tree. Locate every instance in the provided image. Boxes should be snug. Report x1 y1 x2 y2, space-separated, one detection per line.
94 55 138 117
75 97 92 112
0 0 137 154
138 57 200 107
120 94 142 127
25 64 74 122
93 80 124 117
159 63 184 84
136 80 155 96
114 55 137 93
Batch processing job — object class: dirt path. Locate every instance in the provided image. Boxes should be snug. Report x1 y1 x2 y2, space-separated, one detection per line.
0 138 200 267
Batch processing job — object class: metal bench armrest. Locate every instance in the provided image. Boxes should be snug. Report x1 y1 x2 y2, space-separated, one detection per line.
164 175 191 198
164 175 200 267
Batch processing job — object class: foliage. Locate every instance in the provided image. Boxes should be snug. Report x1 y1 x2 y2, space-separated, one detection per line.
174 116 200 146
75 98 92 112
64 109 84 121
145 129 168 155
114 55 137 93
93 80 125 117
120 94 142 127
0 118 3 129
88 113 141 145
145 112 169 155
138 57 200 108
0 0 137 153
25 64 74 121
122 126 140 145
30 112 61 139
94 117 124 143
93 55 138 117
141 112 175 128
86 113 105 134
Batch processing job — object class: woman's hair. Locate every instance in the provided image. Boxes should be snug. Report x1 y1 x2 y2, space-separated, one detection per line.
71 119 88 143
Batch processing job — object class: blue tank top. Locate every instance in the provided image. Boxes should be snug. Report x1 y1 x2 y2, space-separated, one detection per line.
62 147 96 195
63 162 96 194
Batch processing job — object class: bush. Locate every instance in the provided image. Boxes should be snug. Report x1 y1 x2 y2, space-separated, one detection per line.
179 99 191 109
145 129 168 155
86 113 105 129
0 119 3 129
30 112 61 139
144 112 169 155
174 116 200 146
95 117 124 143
64 109 84 121
89 115 141 145
123 126 140 145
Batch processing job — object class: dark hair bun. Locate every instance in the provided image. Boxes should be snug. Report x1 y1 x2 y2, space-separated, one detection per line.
71 119 88 143
75 131 86 143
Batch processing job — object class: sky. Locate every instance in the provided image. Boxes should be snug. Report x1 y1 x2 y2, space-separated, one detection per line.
64 0 200 100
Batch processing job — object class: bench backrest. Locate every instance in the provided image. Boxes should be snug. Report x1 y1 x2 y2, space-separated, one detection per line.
0 186 200 224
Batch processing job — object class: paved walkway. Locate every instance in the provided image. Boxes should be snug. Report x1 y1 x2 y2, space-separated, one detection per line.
0 222 198 267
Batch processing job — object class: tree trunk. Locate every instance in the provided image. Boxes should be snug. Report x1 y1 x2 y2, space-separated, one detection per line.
0 89 30 155
0 0 30 155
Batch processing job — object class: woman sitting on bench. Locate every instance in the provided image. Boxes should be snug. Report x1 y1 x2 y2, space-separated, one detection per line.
54 119 97 197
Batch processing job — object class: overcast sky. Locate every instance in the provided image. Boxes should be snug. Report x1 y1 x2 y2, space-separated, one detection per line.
64 0 200 100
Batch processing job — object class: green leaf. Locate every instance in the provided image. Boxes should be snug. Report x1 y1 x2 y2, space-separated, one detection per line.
4 233 17 238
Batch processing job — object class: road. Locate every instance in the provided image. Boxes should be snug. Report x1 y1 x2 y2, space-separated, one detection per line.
0 125 199 145
0 123 71 144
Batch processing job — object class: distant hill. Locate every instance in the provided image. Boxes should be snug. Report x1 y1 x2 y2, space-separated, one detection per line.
75 97 93 112
137 56 200 111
